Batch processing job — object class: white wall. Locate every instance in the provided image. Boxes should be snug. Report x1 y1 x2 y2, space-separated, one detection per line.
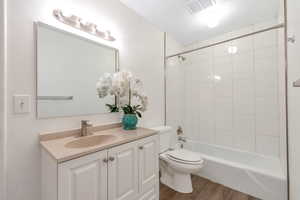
5 0 164 200
0 0 7 199
166 35 183 57
287 0 300 199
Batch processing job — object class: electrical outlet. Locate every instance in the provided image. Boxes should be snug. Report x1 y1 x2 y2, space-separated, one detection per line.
13 95 31 114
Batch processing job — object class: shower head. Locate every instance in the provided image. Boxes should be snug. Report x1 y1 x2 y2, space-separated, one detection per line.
178 55 186 62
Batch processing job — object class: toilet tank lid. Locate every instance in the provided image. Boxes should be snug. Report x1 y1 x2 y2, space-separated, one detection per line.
151 126 172 133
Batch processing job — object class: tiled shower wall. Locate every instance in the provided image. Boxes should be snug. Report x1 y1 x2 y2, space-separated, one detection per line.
167 26 285 158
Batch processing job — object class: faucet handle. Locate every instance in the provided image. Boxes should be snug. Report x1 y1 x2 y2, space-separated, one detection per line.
81 120 92 126
178 136 187 143
177 126 183 135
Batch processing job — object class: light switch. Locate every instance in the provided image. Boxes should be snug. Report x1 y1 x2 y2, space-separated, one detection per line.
14 95 31 114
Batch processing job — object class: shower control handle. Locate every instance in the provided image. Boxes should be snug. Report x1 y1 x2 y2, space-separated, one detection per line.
178 136 187 143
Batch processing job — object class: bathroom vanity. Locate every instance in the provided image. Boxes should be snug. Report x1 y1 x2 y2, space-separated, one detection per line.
40 124 159 200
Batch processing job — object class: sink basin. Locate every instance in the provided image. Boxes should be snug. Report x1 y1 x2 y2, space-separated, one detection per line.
65 135 118 149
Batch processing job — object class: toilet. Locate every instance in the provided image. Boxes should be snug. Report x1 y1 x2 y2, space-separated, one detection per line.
152 126 204 193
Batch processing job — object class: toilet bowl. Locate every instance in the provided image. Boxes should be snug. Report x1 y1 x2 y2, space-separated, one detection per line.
151 126 205 193
159 148 204 193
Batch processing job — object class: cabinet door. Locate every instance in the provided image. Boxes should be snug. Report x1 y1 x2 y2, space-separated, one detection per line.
58 151 108 200
138 136 159 194
108 141 138 200
137 187 158 200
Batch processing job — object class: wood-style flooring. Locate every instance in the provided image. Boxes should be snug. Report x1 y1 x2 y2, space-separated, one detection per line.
160 175 260 200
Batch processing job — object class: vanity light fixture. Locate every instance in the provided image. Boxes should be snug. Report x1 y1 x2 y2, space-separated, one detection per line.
53 9 116 41
79 19 96 32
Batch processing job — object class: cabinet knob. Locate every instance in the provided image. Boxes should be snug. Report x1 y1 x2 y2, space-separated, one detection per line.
109 157 115 162
139 146 144 150
103 158 108 163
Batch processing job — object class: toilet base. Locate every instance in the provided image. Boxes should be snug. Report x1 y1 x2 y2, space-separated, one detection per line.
159 149 204 193
160 172 193 193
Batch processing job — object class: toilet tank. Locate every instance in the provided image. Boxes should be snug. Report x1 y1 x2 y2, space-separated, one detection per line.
151 126 173 153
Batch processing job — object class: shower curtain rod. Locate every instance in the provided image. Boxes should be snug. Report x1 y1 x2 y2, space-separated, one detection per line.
166 23 285 59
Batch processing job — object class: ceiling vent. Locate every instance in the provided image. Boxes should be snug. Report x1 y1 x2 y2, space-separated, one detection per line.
185 0 216 14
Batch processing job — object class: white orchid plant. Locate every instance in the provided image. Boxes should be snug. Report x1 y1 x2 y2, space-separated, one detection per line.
96 71 148 118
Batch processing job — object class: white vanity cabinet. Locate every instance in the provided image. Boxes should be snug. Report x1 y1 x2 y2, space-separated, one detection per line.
58 150 108 200
41 134 159 200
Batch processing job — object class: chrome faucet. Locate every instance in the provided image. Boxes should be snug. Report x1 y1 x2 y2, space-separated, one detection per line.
177 126 186 144
80 120 93 137
178 136 187 143
178 136 187 149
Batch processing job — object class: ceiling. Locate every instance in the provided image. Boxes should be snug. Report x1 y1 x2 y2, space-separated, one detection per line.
120 0 280 45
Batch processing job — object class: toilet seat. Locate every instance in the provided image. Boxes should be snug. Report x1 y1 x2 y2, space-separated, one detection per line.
161 149 204 165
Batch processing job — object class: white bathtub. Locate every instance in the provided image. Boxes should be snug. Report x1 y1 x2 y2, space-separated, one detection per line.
184 140 287 200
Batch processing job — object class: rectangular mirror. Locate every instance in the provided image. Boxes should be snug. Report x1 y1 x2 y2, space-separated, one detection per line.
36 22 118 118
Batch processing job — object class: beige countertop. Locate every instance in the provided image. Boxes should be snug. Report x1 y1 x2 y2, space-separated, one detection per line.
40 124 158 163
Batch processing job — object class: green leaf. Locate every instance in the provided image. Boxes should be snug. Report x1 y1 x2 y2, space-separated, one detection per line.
106 104 119 113
121 104 144 115
136 111 142 118
106 104 113 108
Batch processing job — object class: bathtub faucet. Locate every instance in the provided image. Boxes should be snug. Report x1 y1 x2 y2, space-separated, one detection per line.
178 136 187 143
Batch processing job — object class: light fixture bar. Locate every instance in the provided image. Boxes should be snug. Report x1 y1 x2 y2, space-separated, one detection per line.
53 9 116 42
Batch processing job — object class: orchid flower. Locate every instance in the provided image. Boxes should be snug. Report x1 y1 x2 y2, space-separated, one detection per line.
96 70 148 114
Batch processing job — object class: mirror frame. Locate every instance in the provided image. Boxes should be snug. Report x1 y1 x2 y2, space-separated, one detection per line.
35 21 120 119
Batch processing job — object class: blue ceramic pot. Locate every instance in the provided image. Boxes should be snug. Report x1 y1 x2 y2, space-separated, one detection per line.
122 114 138 130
